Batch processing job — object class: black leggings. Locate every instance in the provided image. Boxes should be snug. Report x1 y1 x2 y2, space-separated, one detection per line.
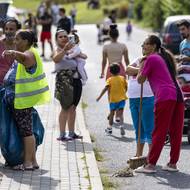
73 79 82 107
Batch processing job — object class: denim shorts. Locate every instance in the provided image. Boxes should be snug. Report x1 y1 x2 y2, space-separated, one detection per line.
109 100 126 111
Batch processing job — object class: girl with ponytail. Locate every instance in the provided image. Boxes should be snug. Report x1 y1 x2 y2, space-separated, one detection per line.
100 24 130 79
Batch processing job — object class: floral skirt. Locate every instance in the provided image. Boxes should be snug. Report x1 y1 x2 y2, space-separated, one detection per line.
55 70 82 110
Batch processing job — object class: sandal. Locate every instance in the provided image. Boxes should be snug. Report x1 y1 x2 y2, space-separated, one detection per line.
162 164 179 172
71 133 83 139
33 165 39 169
24 165 34 171
12 164 25 171
134 164 156 174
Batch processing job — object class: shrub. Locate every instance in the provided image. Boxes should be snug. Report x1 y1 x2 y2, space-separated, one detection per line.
117 3 128 19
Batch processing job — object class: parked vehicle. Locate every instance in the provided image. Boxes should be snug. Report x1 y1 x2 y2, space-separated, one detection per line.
160 15 190 54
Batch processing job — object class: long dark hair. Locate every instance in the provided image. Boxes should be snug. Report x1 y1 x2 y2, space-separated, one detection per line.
147 35 177 79
109 24 119 39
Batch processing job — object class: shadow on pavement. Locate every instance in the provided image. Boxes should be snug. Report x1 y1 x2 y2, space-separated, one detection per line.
0 167 60 190
113 122 134 131
61 140 93 153
109 135 135 142
154 168 190 189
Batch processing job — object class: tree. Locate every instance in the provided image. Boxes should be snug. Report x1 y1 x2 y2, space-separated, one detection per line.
143 0 164 31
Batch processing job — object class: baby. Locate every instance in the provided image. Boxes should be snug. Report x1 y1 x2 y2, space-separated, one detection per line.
66 32 88 85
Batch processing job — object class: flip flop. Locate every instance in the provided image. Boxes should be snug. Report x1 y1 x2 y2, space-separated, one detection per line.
33 165 39 169
134 165 156 174
24 165 34 171
162 165 179 172
12 164 25 171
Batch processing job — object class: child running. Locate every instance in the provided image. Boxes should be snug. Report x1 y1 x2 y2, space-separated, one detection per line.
96 63 128 136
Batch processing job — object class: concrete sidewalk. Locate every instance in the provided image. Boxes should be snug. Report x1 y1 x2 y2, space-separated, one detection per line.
0 58 103 190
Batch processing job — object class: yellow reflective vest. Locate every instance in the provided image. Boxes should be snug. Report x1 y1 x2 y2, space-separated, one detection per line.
14 47 50 109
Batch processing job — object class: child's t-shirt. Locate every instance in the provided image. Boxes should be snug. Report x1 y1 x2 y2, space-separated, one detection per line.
141 54 177 103
106 75 127 103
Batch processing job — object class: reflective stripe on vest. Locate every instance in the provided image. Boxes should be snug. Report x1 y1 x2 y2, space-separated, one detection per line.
15 73 46 84
14 47 50 109
15 86 49 98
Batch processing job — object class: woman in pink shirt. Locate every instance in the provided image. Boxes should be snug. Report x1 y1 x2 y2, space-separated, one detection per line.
135 35 184 173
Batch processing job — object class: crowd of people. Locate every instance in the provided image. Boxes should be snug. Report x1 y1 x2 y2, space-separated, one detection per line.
96 20 187 174
0 0 86 170
0 0 187 177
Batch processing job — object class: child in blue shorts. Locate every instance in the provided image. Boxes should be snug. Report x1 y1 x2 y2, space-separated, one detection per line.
96 63 128 135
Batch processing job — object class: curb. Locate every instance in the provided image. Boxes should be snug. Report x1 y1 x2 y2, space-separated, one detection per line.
77 102 103 190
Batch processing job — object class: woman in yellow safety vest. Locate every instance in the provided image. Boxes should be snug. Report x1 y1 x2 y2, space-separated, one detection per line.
3 30 50 170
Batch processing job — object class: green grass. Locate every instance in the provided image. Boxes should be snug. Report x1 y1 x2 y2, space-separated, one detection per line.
13 0 127 24
90 134 96 143
13 0 40 13
101 175 116 190
93 147 104 162
81 101 88 109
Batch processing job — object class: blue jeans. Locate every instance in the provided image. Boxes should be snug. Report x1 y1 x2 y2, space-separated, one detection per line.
129 96 154 144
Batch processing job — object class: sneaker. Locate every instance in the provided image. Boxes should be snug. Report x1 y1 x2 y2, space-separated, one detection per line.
71 133 83 139
57 136 73 141
120 126 125 136
105 127 112 134
57 136 63 141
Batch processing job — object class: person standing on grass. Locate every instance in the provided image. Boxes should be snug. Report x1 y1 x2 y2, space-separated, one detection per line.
97 63 128 136
135 35 184 174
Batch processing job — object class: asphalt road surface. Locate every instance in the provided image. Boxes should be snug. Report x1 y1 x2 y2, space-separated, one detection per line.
76 24 190 190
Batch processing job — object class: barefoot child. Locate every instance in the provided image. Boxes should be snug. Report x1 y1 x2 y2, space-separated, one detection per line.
96 63 128 135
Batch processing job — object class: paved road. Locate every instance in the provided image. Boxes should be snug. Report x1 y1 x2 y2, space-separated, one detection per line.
76 24 190 190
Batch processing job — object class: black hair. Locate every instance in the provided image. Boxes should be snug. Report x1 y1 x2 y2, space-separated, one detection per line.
109 63 120 75
59 8 66 14
71 29 79 44
147 35 177 79
177 19 190 28
17 30 38 47
55 29 68 40
3 17 22 30
109 24 119 39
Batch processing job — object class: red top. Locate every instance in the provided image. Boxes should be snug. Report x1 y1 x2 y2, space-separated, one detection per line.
0 38 15 85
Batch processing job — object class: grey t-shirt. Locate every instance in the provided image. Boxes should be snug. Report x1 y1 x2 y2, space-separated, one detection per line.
54 57 77 72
